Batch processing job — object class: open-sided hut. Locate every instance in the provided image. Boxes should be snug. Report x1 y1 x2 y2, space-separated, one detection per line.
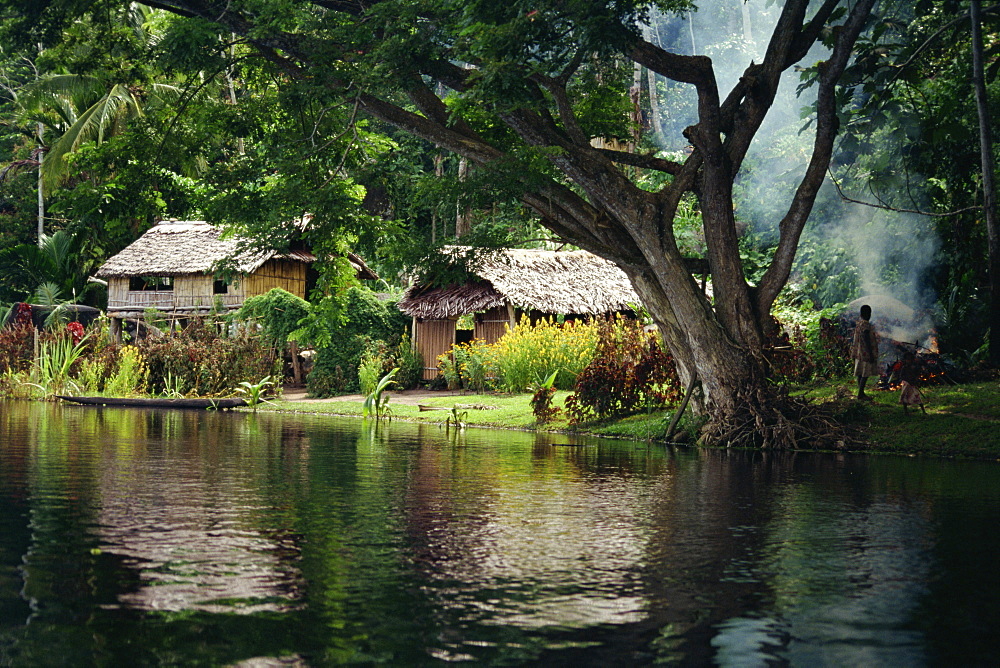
96 220 331 332
397 248 641 379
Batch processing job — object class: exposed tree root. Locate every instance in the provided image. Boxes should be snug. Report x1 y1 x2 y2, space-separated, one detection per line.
700 386 864 450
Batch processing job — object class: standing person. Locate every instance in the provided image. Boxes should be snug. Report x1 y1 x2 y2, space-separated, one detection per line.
851 304 879 400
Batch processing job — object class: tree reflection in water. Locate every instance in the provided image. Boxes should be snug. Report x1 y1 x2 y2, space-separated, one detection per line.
0 402 999 666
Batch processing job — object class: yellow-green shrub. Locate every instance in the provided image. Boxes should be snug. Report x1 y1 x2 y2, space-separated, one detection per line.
492 317 597 392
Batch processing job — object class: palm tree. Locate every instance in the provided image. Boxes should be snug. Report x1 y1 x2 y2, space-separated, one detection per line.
19 75 182 192
0 229 102 305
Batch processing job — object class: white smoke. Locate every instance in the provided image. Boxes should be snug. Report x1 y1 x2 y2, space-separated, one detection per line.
647 0 941 321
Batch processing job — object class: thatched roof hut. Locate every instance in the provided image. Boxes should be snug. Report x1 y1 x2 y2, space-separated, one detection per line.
398 248 639 320
96 220 316 279
398 248 641 379
96 220 375 329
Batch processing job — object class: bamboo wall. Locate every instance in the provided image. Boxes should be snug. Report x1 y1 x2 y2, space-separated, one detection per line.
473 305 513 344
244 260 308 299
414 317 456 380
105 260 306 318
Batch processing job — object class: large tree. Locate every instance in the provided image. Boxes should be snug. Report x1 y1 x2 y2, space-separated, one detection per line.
6 0 878 445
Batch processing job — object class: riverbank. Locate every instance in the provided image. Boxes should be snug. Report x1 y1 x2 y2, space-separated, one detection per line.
264 380 1000 459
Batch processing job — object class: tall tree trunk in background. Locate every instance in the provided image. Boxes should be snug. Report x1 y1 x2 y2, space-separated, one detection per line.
36 42 44 245
970 0 1000 365
36 121 44 245
456 156 472 237
642 24 665 147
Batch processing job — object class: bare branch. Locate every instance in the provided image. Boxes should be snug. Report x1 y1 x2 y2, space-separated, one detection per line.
830 171 982 217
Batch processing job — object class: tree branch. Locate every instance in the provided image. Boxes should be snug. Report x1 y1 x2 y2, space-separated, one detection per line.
756 0 878 313
592 148 682 174
829 171 982 217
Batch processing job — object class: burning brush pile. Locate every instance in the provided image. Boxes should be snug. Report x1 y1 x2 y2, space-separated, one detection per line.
832 295 966 389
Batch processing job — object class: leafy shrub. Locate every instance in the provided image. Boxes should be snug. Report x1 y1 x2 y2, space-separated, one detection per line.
437 338 496 392
307 287 411 396
490 316 598 392
565 318 681 423
358 347 388 396
0 323 34 374
771 297 852 381
530 371 561 423
102 347 148 397
434 317 599 393
233 288 311 351
137 319 276 396
394 334 423 390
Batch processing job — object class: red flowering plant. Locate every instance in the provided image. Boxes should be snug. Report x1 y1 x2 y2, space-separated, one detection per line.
66 321 85 345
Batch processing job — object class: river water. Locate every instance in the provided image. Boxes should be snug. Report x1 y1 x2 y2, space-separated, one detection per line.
1 401 998 666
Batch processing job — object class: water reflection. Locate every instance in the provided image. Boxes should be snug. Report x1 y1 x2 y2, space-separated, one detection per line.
95 458 303 614
1 401 1000 665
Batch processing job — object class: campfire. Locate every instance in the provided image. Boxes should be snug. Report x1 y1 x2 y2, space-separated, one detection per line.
878 339 954 390
835 295 962 389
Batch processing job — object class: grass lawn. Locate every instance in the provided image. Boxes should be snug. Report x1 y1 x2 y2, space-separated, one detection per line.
264 379 1000 459
265 390 683 441
795 379 1000 459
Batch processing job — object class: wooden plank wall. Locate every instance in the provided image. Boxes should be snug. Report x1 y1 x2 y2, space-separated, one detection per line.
415 318 456 380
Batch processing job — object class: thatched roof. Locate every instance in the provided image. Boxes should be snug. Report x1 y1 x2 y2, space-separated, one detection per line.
95 220 317 278
398 248 639 319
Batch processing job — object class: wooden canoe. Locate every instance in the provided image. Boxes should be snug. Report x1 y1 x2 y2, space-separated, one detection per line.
56 396 248 409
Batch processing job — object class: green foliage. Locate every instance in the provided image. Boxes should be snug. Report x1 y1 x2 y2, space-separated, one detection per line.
137 319 276 396
393 334 424 390
0 229 104 306
771 293 852 381
565 318 680 423
437 338 495 392
362 367 398 420
100 346 148 397
15 329 90 399
236 375 276 410
436 317 598 393
234 288 311 350
489 316 598 392
530 370 561 424
306 287 411 396
358 348 386 396
793 240 861 308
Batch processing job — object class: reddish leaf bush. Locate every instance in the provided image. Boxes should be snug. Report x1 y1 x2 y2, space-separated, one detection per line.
565 318 681 424
530 385 560 423
0 324 34 374
137 319 276 396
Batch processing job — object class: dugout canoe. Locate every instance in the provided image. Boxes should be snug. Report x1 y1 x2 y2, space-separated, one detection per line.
56 396 247 409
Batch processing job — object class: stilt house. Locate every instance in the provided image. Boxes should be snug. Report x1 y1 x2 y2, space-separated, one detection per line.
397 248 641 379
96 220 347 332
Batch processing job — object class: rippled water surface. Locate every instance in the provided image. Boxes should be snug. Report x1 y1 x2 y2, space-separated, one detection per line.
2 401 1000 666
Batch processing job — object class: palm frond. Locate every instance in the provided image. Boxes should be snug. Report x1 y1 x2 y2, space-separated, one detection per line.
32 282 65 307
41 84 142 189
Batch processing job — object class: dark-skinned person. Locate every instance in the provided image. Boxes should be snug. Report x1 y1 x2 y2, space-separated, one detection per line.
851 304 879 401
897 350 927 415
